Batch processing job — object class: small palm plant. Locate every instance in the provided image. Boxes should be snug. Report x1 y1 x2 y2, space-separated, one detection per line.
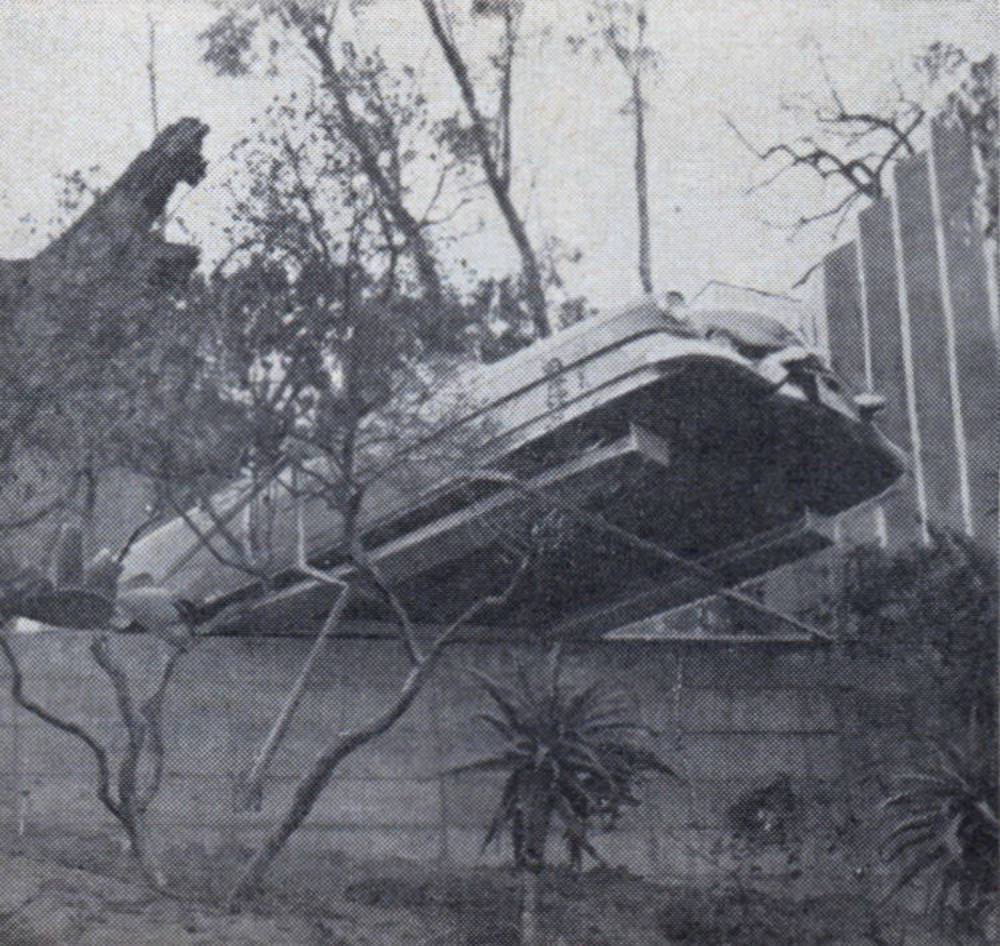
880 713 998 936
451 646 677 945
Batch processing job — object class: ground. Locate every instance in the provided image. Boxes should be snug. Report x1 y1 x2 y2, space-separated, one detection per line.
0 829 974 946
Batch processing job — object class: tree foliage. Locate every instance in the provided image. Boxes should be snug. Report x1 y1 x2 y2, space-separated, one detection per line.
202 1 554 339
839 532 997 733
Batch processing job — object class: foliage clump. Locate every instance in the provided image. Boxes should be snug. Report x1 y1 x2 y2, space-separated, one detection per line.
454 647 677 873
840 533 997 732
881 715 998 936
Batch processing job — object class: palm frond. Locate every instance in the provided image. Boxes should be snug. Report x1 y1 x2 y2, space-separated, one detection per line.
468 668 528 728
443 751 529 777
483 773 521 850
882 813 941 848
880 716 998 930
886 844 948 898
476 710 519 742
563 680 605 723
450 646 677 871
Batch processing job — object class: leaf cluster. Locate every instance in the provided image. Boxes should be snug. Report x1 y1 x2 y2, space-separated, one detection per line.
934 48 998 239
880 714 998 933
452 648 677 872
839 533 997 729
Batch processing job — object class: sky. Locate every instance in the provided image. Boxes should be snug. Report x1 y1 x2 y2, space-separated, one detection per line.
0 0 996 313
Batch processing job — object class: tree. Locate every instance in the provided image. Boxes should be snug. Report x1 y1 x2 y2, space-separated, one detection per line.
570 1 659 294
419 0 551 338
115 81 543 908
726 43 997 241
202 1 556 339
470 0 523 193
939 49 997 241
450 646 676 946
201 0 550 336
202 1 507 318
839 532 997 736
0 627 193 891
202 2 455 310
0 119 219 892
835 533 997 937
0 516 204 891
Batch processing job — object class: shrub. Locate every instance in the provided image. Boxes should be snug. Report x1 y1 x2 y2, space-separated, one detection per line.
881 713 998 934
452 646 678 872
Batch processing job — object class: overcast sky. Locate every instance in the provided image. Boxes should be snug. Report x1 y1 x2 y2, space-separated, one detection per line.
1 0 995 311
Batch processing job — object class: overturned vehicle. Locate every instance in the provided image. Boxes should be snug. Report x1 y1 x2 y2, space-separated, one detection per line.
121 295 905 639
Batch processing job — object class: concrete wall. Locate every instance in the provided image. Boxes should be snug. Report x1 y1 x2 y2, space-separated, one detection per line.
0 629 922 884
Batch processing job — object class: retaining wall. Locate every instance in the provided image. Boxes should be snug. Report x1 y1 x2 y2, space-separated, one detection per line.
0 630 920 884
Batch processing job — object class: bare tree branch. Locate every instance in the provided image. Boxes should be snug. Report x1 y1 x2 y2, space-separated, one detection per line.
137 640 193 813
724 62 928 239
351 555 422 664
90 636 145 814
224 549 530 910
0 630 119 819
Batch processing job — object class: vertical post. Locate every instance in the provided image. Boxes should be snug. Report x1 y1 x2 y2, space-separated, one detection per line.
858 198 915 546
890 170 932 546
824 240 875 544
926 130 975 537
633 67 653 295
854 240 888 548
928 118 999 541
853 241 875 393
147 15 160 140
970 140 1000 340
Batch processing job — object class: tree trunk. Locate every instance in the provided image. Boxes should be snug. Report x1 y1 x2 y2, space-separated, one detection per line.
520 869 541 946
420 0 549 338
233 584 351 811
498 6 516 189
126 812 168 891
493 184 549 339
300 28 443 306
225 659 435 910
632 72 653 295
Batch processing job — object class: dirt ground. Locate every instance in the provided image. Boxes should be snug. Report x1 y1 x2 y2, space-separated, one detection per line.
0 829 971 946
